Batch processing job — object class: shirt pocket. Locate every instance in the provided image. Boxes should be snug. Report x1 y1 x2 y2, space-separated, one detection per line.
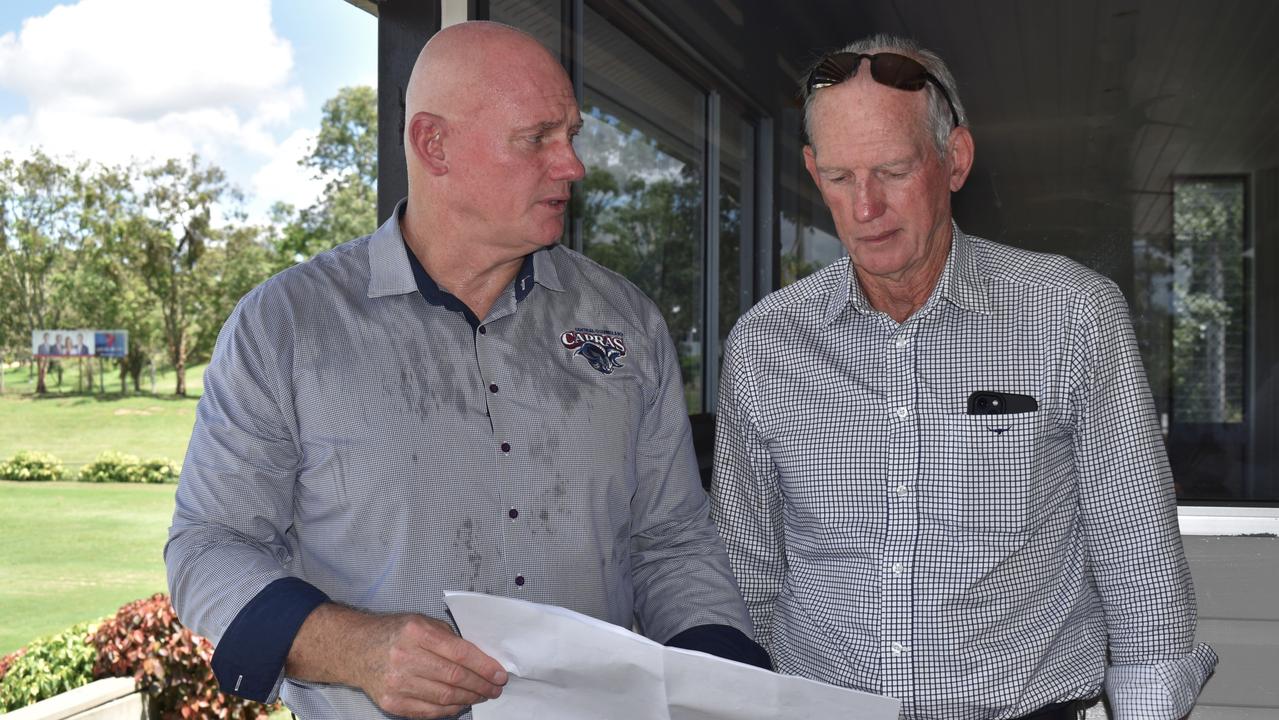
918 410 1070 535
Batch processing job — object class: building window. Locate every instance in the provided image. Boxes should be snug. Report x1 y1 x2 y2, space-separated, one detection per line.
1166 178 1251 500
489 0 766 414
1172 178 1247 425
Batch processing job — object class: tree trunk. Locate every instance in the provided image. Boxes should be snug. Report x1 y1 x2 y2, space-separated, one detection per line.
173 331 187 396
36 358 47 394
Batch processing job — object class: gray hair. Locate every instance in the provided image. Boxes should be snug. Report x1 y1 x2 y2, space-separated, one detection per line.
801 34 967 156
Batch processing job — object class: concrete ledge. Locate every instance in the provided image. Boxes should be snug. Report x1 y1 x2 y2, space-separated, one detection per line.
1 678 144 720
1179 506 1279 536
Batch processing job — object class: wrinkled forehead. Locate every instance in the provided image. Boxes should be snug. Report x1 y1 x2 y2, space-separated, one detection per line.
809 75 929 142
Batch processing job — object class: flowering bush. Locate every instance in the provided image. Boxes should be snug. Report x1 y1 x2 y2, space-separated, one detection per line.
79 452 179 484
134 458 180 484
0 451 65 482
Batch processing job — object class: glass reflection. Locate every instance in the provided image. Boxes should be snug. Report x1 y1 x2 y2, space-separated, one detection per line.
575 7 706 411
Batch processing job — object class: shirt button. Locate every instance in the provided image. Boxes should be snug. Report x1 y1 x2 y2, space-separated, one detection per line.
891 562 905 574
509 508 519 519
891 642 908 655
478 325 487 335
895 336 908 348
500 442 511 453
895 484 909 496
515 575 525 586
896 407 909 419
489 383 499 393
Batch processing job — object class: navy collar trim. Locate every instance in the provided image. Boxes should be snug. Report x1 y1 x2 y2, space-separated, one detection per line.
403 242 536 328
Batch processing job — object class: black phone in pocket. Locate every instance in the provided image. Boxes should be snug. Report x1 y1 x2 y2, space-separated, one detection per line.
966 391 1038 415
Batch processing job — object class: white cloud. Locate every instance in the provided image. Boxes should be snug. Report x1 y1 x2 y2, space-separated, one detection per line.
0 0 307 221
249 127 326 219
0 0 293 119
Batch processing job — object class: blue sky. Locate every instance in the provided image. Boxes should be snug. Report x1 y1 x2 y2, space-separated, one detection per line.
0 0 376 222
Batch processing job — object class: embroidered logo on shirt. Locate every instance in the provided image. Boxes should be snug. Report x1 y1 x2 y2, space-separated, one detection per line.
561 328 627 374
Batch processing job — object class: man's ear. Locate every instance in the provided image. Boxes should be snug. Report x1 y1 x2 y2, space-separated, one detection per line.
946 126 975 192
407 112 448 176
803 144 821 188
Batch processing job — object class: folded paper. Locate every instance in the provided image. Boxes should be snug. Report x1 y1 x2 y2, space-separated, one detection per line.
444 591 900 720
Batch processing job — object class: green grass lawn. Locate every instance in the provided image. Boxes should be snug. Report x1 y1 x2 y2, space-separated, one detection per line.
0 362 206 471
0 361 208 654
0 480 177 655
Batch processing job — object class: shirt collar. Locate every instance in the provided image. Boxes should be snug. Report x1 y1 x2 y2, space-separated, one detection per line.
366 199 417 299
531 244 565 293
367 197 563 300
944 223 991 315
822 260 855 326
827 221 990 326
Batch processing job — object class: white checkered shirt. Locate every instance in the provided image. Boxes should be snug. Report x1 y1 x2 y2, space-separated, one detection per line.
711 225 1216 720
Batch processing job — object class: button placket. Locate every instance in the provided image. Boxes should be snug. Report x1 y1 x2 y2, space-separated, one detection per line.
882 323 918 704
476 322 511 455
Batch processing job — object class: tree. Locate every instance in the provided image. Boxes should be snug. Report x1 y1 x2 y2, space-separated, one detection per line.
192 223 273 363
132 157 232 396
275 86 377 267
0 152 82 393
310 85 377 189
76 164 163 392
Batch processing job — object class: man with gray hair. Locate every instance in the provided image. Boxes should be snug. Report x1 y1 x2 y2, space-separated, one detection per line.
711 35 1216 720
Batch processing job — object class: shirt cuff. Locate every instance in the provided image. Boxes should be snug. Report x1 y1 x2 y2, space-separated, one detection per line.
210 576 330 702
1105 642 1218 719
664 624 773 670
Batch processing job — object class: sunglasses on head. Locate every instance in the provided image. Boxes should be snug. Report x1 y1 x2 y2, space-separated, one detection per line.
805 51 960 128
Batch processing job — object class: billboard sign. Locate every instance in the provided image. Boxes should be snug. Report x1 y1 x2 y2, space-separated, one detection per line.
95 331 128 358
30 329 127 358
31 329 96 358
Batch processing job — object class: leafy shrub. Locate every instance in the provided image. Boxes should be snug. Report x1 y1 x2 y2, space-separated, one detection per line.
135 458 179 484
92 594 275 720
78 455 136 483
0 623 96 712
0 451 65 482
78 452 138 483
79 452 179 484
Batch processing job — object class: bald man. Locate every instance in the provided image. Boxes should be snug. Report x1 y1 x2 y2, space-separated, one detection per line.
166 21 766 720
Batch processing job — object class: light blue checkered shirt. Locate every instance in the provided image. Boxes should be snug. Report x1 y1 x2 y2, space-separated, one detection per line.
167 204 752 719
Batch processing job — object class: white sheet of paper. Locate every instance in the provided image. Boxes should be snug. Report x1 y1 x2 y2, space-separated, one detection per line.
443 591 900 720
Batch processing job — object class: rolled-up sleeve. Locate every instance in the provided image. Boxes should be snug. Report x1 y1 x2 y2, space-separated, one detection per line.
164 286 314 702
1070 279 1217 718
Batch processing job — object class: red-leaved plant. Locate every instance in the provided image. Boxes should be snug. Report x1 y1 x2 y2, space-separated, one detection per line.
91 594 276 720
0 648 25 683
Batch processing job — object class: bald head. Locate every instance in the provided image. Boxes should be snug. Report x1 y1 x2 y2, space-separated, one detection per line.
404 22 565 147
399 21 584 260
